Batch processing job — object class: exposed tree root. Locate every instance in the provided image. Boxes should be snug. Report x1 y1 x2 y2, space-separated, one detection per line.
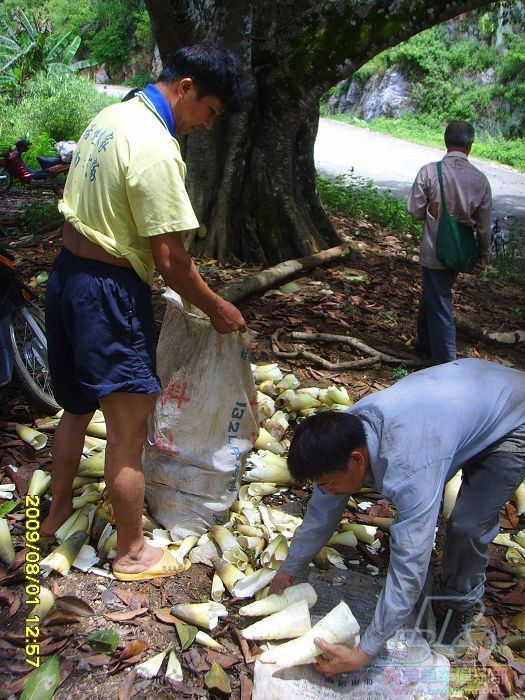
271 329 427 370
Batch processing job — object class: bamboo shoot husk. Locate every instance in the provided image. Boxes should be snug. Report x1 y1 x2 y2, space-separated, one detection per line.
259 601 359 666
170 601 227 630
0 518 15 565
443 470 462 520
15 424 47 450
242 600 311 640
231 567 277 598
239 582 317 616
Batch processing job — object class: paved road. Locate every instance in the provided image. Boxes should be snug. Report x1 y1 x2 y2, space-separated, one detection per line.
315 118 525 227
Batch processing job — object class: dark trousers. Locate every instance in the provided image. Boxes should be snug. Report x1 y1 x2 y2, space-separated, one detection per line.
417 266 458 364
441 426 525 611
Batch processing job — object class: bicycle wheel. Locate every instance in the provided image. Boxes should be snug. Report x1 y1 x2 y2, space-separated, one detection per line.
9 303 60 414
0 166 13 194
494 234 506 261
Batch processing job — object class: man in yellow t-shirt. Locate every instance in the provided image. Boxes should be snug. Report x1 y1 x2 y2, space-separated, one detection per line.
44 45 246 580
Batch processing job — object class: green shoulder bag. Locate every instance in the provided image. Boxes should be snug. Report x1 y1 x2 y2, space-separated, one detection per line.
435 160 478 273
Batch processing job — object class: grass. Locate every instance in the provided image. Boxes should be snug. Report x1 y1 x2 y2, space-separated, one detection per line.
320 112 525 173
317 172 422 247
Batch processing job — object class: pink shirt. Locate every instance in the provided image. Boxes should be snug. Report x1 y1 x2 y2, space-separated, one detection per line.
407 151 492 269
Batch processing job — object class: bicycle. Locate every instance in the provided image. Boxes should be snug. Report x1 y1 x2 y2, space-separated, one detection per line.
489 215 515 264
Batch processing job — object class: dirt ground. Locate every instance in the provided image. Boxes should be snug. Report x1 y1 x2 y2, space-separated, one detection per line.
1 187 525 699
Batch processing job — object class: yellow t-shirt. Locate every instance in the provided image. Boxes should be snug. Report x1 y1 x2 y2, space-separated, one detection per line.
59 98 199 285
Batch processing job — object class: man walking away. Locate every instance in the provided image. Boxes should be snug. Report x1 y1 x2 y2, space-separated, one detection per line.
407 121 492 364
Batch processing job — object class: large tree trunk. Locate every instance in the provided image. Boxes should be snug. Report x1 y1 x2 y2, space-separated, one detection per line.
145 0 495 263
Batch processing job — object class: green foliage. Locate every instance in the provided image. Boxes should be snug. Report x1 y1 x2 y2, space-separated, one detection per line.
23 72 113 141
0 7 96 97
21 197 61 232
391 364 409 381
0 73 116 158
317 173 422 242
122 69 152 87
87 0 150 75
46 0 93 43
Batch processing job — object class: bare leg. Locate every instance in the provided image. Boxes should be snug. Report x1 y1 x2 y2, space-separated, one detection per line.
99 392 162 574
41 410 95 536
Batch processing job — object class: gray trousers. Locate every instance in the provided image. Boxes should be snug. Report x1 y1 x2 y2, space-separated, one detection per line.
441 425 525 611
417 266 458 364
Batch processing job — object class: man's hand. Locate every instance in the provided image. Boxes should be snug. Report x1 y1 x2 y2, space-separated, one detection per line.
268 571 296 595
208 297 246 334
313 640 371 677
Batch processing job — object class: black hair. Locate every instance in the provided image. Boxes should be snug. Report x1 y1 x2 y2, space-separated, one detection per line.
287 411 366 483
158 44 243 113
444 120 475 149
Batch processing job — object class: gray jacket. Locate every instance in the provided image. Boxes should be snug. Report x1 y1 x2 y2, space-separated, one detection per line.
280 359 525 656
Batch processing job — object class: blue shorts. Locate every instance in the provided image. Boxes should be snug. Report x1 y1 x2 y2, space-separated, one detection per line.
45 248 161 414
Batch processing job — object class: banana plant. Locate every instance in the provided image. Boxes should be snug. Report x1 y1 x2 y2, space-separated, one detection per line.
0 8 96 97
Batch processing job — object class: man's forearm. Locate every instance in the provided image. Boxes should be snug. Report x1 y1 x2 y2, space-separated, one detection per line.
160 249 221 315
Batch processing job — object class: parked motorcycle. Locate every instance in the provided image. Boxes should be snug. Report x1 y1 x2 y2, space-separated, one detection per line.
0 237 59 413
0 138 71 193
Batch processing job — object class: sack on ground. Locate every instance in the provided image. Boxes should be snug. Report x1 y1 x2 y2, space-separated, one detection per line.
143 290 258 539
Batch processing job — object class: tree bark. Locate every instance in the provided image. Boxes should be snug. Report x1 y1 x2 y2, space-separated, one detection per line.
145 0 496 263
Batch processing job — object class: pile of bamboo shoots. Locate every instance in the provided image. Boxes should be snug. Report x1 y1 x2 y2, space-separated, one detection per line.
3 360 524 619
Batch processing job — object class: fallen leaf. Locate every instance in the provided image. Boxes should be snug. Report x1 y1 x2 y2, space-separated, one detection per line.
117 667 137 700
505 503 519 528
206 649 240 669
0 673 30 695
88 629 119 654
240 673 253 700
175 620 198 651
232 627 257 663
39 638 69 656
118 640 149 662
182 648 210 674
478 647 492 666
85 653 112 667
20 654 60 700
104 607 148 622
130 592 149 610
204 660 231 695
487 661 517 696
0 589 15 606
113 588 135 607
9 593 21 617
42 611 81 627
0 567 24 586
502 590 525 605
154 607 179 625
55 595 94 616
165 680 207 696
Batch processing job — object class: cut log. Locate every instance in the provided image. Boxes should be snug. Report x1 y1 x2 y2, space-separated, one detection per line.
218 244 352 304
456 316 524 345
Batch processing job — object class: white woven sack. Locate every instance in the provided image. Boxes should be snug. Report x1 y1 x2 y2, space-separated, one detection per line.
143 290 258 538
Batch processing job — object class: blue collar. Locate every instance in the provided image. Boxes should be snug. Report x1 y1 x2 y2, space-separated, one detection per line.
137 83 176 138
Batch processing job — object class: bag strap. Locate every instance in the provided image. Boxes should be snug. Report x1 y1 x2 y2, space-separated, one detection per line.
436 160 449 215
